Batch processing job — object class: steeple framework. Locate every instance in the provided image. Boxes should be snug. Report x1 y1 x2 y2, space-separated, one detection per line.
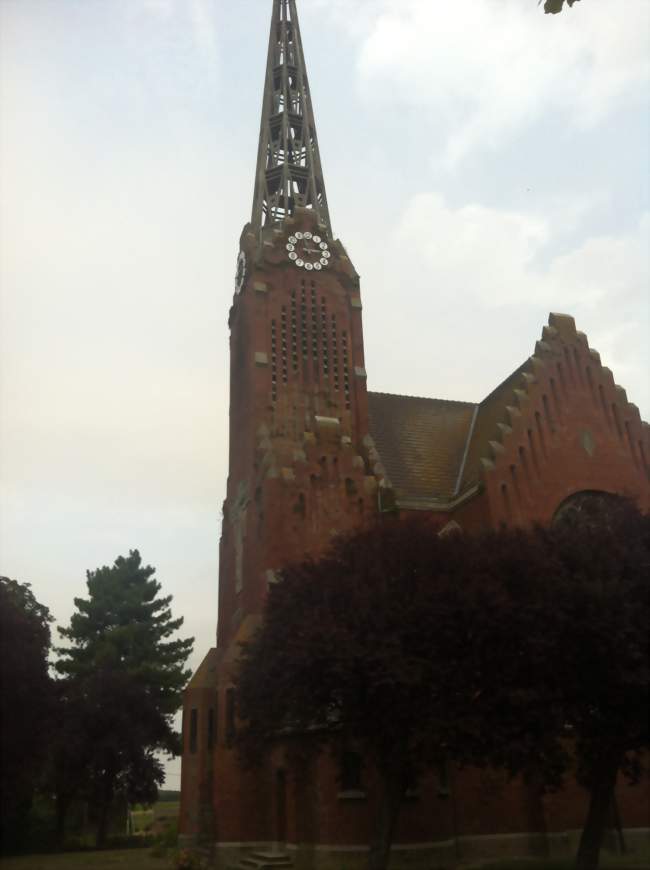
251 0 332 234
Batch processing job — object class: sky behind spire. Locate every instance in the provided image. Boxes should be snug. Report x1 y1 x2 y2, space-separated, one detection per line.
1 0 648 788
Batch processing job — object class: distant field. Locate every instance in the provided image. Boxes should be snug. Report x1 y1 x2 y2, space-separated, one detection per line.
0 850 169 870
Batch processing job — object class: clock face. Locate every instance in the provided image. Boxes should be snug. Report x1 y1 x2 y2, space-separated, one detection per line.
235 251 247 293
286 231 331 271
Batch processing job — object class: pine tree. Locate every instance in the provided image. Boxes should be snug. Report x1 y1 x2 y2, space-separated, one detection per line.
56 550 193 846
0 577 53 850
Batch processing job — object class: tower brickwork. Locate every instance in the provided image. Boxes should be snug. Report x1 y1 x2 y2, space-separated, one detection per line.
218 212 376 651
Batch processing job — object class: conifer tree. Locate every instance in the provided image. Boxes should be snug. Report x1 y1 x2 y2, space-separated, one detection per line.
0 577 53 850
55 550 193 846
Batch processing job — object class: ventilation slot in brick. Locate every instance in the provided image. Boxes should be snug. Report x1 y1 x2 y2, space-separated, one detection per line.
500 483 511 522
562 348 575 387
331 315 339 391
271 319 277 402
639 440 648 474
509 464 521 504
586 366 597 406
342 331 350 410
572 348 584 386
291 292 298 372
301 288 308 361
311 285 319 373
535 411 547 458
321 298 329 377
550 378 562 419
598 385 611 428
527 428 540 476
518 446 532 491
542 394 555 434
281 307 288 384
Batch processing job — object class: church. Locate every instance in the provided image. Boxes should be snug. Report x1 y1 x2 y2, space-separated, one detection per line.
179 2 649 867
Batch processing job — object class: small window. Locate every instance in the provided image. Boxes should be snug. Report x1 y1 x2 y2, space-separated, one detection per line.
226 688 236 746
189 708 198 754
340 751 363 792
207 707 215 750
437 759 450 798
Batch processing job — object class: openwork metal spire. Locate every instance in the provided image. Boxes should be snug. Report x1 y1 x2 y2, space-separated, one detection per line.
252 0 332 234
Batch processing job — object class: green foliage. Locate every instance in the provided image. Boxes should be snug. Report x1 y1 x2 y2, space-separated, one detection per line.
0 577 54 851
543 0 583 14
53 550 193 847
173 848 208 870
236 502 649 870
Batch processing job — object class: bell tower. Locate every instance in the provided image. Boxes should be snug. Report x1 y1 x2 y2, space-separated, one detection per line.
217 0 375 651
180 0 380 849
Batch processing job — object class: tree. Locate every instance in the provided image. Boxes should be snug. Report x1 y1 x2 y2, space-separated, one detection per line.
236 516 567 870
236 505 649 870
0 577 54 851
548 496 650 870
542 0 583 14
55 550 193 847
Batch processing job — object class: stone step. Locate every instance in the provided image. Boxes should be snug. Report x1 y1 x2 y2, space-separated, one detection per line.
230 851 293 870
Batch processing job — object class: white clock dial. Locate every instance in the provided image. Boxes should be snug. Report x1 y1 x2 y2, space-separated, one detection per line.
285 232 332 270
235 250 247 293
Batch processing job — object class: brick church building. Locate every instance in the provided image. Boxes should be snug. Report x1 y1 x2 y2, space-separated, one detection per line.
179 1 649 866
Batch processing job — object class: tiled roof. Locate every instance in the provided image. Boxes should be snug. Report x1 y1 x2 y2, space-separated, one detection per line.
367 391 476 504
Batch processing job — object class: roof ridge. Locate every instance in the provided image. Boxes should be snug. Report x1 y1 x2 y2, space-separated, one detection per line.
368 390 475 407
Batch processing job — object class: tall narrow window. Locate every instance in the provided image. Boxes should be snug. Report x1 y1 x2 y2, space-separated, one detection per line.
226 688 236 747
189 708 198 754
437 759 450 798
339 751 363 792
207 707 215 750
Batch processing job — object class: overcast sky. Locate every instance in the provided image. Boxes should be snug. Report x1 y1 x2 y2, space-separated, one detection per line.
1 0 648 789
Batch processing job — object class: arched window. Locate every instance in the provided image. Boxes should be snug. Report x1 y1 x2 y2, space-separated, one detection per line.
552 491 626 529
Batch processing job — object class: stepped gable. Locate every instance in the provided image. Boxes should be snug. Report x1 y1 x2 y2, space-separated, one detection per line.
459 312 650 493
186 647 218 690
367 391 475 505
458 361 529 492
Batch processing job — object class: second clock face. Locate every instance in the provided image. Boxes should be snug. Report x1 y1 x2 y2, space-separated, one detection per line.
285 231 331 272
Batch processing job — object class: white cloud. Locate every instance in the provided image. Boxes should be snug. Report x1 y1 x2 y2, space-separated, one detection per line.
373 193 649 411
351 0 649 166
394 193 648 309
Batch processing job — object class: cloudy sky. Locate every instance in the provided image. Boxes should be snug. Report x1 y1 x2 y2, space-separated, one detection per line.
1 0 648 788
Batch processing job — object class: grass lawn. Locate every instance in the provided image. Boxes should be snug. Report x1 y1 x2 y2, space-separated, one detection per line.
2 847 648 870
0 849 171 870
466 853 650 870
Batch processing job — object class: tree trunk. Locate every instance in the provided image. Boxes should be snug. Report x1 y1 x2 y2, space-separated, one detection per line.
55 793 69 848
575 755 620 870
95 770 115 849
367 771 404 870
